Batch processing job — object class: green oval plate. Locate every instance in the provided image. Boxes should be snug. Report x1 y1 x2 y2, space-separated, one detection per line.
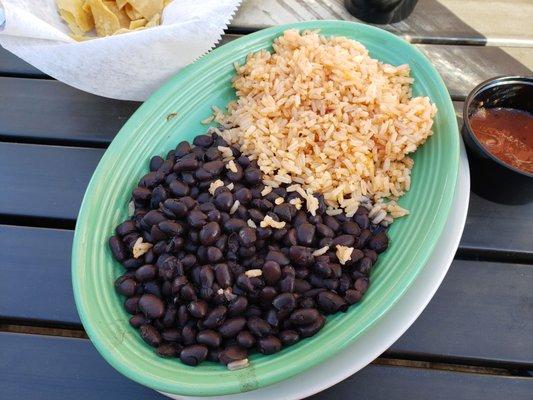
72 21 459 397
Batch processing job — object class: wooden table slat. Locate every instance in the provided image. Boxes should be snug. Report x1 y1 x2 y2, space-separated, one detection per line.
1 332 532 400
2 224 532 366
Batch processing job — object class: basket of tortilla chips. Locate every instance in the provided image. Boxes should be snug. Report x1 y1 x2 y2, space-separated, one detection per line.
0 0 241 100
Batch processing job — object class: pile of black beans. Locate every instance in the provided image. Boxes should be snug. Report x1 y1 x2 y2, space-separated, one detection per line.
109 132 389 367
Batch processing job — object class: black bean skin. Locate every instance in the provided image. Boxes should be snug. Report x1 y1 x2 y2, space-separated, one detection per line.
181 324 197 346
289 308 320 326
180 345 208 366
187 210 207 228
317 291 347 314
203 306 227 329
247 317 271 338
140 325 162 347
138 294 165 319
219 346 248 364
116 220 137 237
129 314 150 328
345 289 363 304
342 221 361 236
219 317 247 338
188 300 208 319
228 296 248 316
262 261 282 285
354 213 370 230
215 191 234 212
368 231 389 253
162 329 181 342
124 296 140 314
257 336 282 355
297 315 325 338
238 227 256 247
296 223 316 246
236 330 256 348
109 236 128 262
331 234 355 247
272 293 297 311
199 222 221 246
197 330 222 348
279 330 299 346
114 276 137 296
157 343 180 358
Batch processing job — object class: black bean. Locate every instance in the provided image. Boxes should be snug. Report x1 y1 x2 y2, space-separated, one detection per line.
129 314 149 328
135 264 157 282
142 210 166 228
139 325 162 347
234 188 251 205
114 276 137 296
342 221 361 236
236 330 256 348
331 235 355 247
138 294 165 319
218 317 247 338
162 199 187 219
132 187 151 203
245 317 270 338
193 134 213 148
188 300 208 319
180 283 197 302
273 203 295 222
228 296 248 316
162 328 181 342
257 335 282 355
203 306 227 329
244 168 261 185
140 171 164 188
238 226 256 247
368 231 389 253
173 155 199 172
219 346 248 364
223 218 246 232
204 246 222 263
289 246 314 267
296 223 316 246
364 249 378 263
236 273 254 292
162 304 177 327
180 345 208 366
149 155 164 171
257 286 276 307
212 191 232 212
248 208 264 223
297 315 325 338
181 324 197 346
157 343 180 358
124 296 140 314
354 213 370 229
324 215 341 232
266 249 290 266
197 221 221 246
354 277 369 293
294 279 312 293
175 141 191 157
115 220 136 237
197 330 222 348
187 209 207 228
261 261 281 285
158 256 181 280
143 281 162 298
308 214 322 225
158 220 184 237
109 236 128 262
290 308 320 326
213 263 232 288
317 291 347 314
345 289 363 304
279 330 299 346
272 293 296 311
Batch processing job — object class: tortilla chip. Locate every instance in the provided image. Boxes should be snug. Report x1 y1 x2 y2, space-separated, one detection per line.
104 1 130 28
124 3 143 20
89 0 121 36
81 0 91 13
129 18 147 29
128 0 163 20
145 13 160 28
164 0 173 6
57 0 94 33
116 0 128 9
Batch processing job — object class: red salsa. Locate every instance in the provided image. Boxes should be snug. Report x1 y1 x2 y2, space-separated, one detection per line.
469 107 533 174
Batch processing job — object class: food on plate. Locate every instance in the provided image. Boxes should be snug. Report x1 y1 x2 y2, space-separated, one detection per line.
469 107 532 173
107 30 437 369
110 132 388 368
56 0 171 39
214 30 437 222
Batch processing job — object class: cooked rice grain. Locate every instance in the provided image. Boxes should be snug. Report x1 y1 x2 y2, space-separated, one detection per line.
216 30 436 218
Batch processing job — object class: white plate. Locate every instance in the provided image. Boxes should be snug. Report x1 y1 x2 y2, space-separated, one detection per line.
163 142 470 400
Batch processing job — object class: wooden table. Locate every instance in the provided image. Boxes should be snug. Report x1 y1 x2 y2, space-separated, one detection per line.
1 1 532 398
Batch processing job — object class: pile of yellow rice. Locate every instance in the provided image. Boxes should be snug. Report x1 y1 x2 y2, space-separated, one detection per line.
213 30 437 224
